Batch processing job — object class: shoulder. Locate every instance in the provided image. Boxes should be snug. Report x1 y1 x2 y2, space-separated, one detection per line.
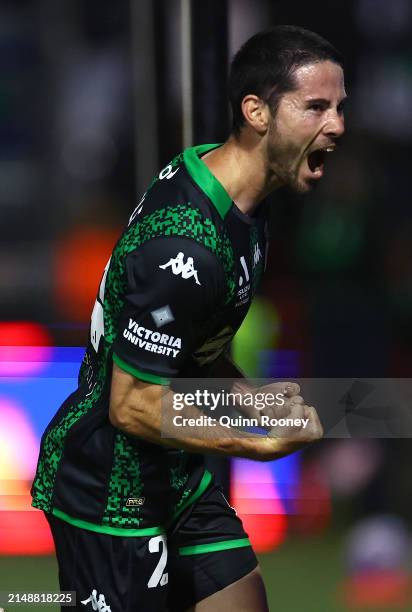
125 235 226 306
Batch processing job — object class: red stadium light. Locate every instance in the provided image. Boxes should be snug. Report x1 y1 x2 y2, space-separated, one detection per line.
231 460 287 553
340 571 412 609
0 510 54 556
0 398 54 555
0 322 53 377
53 225 120 322
0 322 51 346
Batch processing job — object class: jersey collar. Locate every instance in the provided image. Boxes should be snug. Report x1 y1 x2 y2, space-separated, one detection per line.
183 144 233 219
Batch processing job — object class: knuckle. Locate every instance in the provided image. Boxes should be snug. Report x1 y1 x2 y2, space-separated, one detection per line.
292 395 305 404
284 382 300 396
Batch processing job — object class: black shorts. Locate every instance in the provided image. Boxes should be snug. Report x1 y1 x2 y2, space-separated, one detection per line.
47 483 258 612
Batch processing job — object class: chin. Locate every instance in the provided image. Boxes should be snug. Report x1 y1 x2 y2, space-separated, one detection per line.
288 178 316 195
281 168 319 195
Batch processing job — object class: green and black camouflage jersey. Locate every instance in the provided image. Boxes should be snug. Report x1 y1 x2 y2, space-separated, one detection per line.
31 143 269 536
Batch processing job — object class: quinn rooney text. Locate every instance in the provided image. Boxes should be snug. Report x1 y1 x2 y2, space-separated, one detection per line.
172 415 309 429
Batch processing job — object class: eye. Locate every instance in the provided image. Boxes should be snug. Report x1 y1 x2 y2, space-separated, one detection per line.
308 103 324 112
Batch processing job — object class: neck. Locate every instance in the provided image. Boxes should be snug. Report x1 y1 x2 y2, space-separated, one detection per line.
202 132 282 216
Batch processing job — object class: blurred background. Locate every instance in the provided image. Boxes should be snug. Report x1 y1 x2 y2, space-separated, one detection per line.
1 0 412 610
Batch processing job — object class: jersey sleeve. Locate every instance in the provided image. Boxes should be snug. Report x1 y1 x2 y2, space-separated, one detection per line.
112 236 226 383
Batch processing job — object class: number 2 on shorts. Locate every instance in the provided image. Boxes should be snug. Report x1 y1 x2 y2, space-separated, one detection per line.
147 535 168 588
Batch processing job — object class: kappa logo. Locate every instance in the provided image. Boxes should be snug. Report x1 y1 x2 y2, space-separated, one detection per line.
81 590 111 612
159 252 201 285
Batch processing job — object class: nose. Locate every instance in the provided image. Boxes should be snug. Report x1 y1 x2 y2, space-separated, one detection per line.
324 109 345 139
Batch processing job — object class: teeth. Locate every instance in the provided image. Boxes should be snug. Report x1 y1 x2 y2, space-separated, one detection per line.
325 147 334 152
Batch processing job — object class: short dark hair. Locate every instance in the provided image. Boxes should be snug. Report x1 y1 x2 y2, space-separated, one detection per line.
229 25 344 135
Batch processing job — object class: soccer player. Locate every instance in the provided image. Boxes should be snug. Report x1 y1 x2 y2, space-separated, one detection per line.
32 25 345 612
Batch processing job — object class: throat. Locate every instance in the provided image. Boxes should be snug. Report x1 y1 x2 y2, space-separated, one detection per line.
202 138 279 214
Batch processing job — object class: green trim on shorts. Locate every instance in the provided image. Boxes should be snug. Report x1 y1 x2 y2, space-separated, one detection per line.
112 353 170 385
179 537 251 556
51 470 212 536
52 508 165 537
170 469 213 523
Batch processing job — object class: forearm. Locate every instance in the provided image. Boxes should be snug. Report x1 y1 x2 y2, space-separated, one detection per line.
109 363 319 460
110 386 288 462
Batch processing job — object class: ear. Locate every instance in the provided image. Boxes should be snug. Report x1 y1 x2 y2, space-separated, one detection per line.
241 94 271 134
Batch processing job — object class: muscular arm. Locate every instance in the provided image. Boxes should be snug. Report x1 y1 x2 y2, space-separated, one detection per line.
109 363 322 462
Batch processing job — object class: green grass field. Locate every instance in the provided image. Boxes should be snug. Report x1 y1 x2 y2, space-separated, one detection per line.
0 533 409 611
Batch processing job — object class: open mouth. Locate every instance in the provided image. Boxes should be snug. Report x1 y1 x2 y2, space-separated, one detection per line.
307 146 335 178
